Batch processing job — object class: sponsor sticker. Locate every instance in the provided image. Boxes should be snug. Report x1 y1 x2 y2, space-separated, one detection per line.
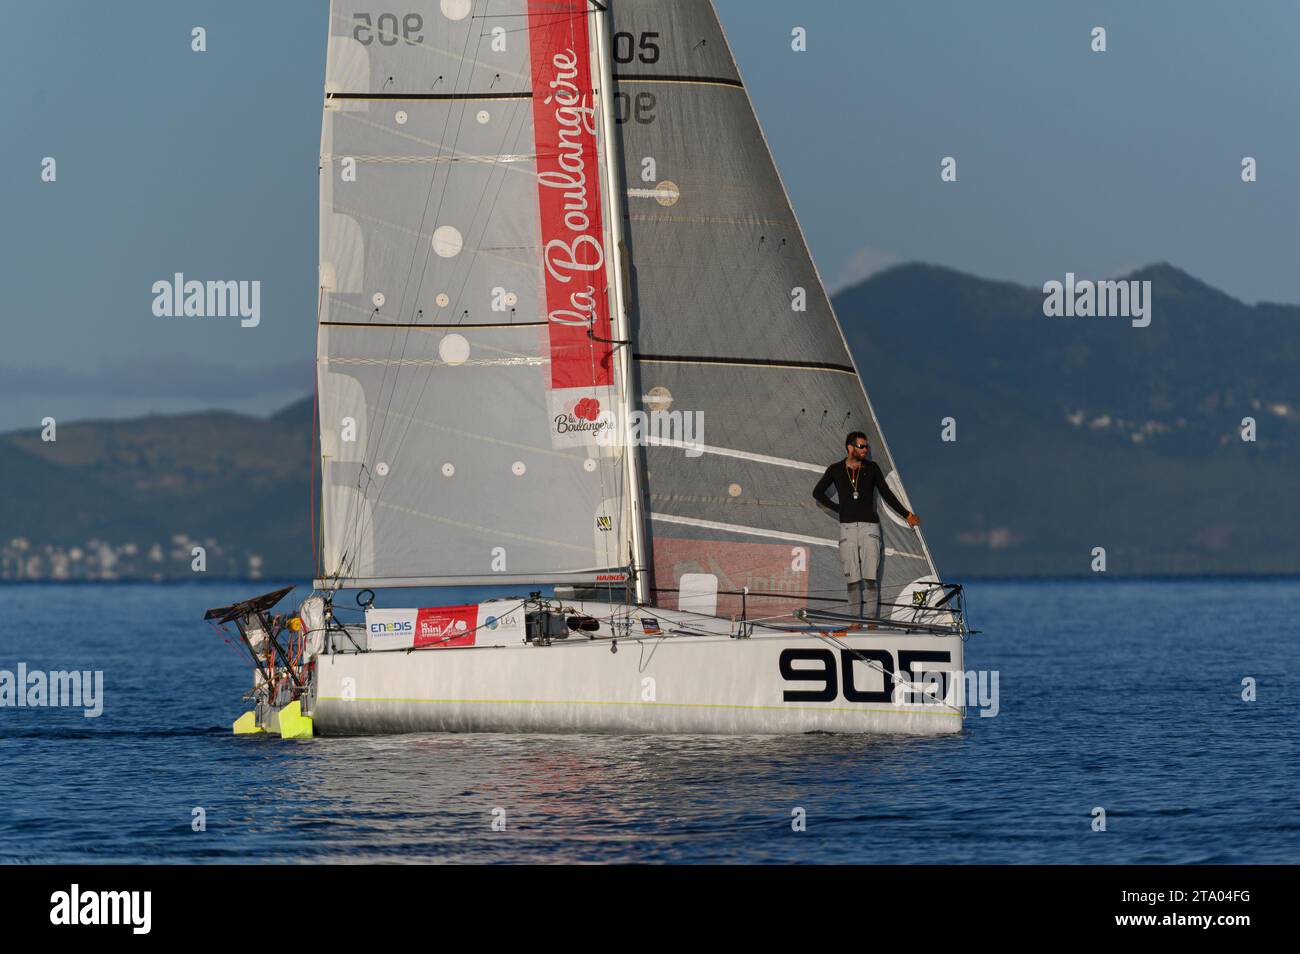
365 609 417 650
475 604 524 644
547 388 619 449
415 604 479 649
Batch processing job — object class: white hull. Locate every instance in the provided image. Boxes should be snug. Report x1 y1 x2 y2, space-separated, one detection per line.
305 601 965 736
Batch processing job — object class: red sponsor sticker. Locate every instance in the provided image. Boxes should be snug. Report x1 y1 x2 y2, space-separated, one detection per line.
528 0 614 390
415 604 478 649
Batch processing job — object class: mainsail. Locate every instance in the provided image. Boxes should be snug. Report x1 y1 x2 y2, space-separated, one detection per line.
316 0 636 588
607 0 940 618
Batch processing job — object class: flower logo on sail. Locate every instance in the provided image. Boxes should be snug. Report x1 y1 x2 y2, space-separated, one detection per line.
553 395 611 440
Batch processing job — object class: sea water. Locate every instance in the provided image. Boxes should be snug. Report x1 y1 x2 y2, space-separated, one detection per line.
0 578 1295 864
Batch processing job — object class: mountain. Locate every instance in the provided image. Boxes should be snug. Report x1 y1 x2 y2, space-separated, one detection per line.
2 263 1297 579
0 403 314 580
837 263 1300 575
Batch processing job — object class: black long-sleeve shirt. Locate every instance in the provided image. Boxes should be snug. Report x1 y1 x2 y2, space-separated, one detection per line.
812 459 910 524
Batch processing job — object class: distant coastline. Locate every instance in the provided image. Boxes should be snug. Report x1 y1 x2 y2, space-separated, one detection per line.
4 261 1297 581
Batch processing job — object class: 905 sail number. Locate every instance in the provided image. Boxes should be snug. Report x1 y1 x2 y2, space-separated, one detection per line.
613 32 661 64
353 13 424 46
779 648 952 704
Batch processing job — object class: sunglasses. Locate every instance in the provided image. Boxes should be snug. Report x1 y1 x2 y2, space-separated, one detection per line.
852 444 868 450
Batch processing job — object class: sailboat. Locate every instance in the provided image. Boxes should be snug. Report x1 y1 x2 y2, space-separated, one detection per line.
205 0 970 737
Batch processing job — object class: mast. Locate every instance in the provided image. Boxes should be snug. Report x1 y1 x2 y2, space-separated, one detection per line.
592 0 649 605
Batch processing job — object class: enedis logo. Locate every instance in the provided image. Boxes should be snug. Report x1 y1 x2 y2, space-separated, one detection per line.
370 621 413 634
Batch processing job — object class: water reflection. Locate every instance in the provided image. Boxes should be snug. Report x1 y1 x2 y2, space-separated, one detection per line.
262 732 963 863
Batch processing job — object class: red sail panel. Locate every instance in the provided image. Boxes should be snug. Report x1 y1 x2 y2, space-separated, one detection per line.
653 538 812 621
528 0 613 390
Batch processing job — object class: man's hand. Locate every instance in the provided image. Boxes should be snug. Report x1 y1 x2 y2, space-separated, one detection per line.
906 512 921 528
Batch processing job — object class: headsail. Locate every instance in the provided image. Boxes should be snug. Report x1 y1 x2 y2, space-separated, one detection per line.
608 0 941 618
316 0 635 589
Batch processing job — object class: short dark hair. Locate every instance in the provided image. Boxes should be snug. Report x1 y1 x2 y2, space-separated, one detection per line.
845 431 868 449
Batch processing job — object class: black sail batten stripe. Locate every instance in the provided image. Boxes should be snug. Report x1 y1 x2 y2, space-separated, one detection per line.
633 354 856 375
321 320 547 329
613 73 744 89
327 91 532 101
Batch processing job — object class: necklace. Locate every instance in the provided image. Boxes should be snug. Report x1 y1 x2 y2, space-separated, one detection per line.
847 462 860 501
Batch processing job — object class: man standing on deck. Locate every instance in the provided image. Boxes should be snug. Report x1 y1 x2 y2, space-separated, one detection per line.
813 432 920 617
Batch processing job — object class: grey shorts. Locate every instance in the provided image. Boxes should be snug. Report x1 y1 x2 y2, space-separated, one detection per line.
839 521 882 583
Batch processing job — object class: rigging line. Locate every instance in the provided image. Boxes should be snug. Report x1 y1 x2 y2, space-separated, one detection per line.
346 69 535 563
334 224 535 276
322 320 547 329
332 109 535 176
579 281 622 574
312 284 324 579
613 74 745 89
329 356 544 369
588 329 628 347
329 91 531 101
336 16 485 577
649 586 847 606
323 152 535 166
565 75 625 579
475 8 593 37
649 512 837 549
632 353 856 375
362 400 579 460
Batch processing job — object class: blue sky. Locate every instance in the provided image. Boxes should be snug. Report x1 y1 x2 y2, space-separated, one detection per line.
3 0 1298 432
